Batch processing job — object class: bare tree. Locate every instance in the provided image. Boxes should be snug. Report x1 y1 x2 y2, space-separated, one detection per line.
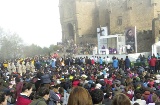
0 32 23 60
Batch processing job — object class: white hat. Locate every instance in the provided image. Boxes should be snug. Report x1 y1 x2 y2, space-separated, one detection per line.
57 79 61 84
81 74 88 78
95 83 102 89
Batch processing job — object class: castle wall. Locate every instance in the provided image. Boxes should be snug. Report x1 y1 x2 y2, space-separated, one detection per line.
100 0 155 34
59 0 76 41
137 30 154 52
59 0 160 52
75 1 97 37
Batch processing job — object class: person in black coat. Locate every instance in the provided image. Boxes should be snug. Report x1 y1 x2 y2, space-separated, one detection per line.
35 70 43 92
102 92 112 105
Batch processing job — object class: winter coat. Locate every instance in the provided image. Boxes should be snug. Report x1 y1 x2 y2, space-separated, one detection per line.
125 58 131 68
72 80 80 87
16 82 23 99
16 94 32 105
149 58 156 66
48 90 60 105
113 59 118 68
29 98 47 105
41 74 51 84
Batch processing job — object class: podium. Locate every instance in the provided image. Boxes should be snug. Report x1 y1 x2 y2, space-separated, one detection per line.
99 49 109 55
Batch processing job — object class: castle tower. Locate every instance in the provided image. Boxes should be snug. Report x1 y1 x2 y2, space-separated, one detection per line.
59 0 100 44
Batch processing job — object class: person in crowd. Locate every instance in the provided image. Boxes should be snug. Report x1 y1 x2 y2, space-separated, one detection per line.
72 77 80 87
149 56 157 74
111 93 131 105
91 89 104 105
29 87 50 105
125 56 131 70
102 92 112 105
67 86 93 105
119 58 124 70
0 91 8 105
106 56 110 65
133 103 140 105
156 53 160 59
132 93 146 105
99 57 103 66
112 57 118 69
1 52 160 105
126 44 131 53
15 76 23 99
35 69 43 92
48 85 60 105
16 82 33 105
90 89 104 105
148 94 160 105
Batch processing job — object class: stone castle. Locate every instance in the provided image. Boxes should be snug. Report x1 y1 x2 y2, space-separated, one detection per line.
59 0 160 52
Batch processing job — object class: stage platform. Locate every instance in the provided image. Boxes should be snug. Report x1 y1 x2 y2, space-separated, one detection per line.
75 52 151 62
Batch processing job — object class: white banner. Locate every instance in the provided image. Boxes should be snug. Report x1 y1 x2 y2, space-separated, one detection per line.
97 26 108 52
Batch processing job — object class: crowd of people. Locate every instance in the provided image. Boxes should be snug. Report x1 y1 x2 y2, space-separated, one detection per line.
61 39 95 55
0 54 160 105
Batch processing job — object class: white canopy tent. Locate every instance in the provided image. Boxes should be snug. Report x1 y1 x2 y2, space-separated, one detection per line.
98 34 125 54
96 26 125 54
152 41 160 56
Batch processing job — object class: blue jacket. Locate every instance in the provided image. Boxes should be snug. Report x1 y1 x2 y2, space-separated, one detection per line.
99 58 103 65
51 60 56 68
113 59 118 68
125 58 131 68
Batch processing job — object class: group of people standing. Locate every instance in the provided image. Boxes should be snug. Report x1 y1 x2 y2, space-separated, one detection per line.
0 54 160 105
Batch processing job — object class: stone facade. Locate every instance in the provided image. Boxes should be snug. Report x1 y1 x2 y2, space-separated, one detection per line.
59 0 160 52
59 0 98 44
137 30 154 52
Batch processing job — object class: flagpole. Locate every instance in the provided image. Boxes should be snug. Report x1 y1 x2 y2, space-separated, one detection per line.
135 26 137 53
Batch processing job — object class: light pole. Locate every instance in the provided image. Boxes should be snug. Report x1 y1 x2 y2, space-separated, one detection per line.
73 24 76 44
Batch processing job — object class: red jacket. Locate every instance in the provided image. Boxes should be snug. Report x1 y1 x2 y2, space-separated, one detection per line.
104 78 112 86
91 59 95 65
16 95 32 105
72 80 80 87
16 82 23 99
125 93 133 100
149 58 156 66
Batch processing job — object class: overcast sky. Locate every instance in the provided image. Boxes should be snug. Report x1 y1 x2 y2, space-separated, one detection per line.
0 0 62 47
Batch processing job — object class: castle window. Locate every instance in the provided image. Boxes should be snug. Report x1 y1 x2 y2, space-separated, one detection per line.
117 16 122 25
151 0 158 6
